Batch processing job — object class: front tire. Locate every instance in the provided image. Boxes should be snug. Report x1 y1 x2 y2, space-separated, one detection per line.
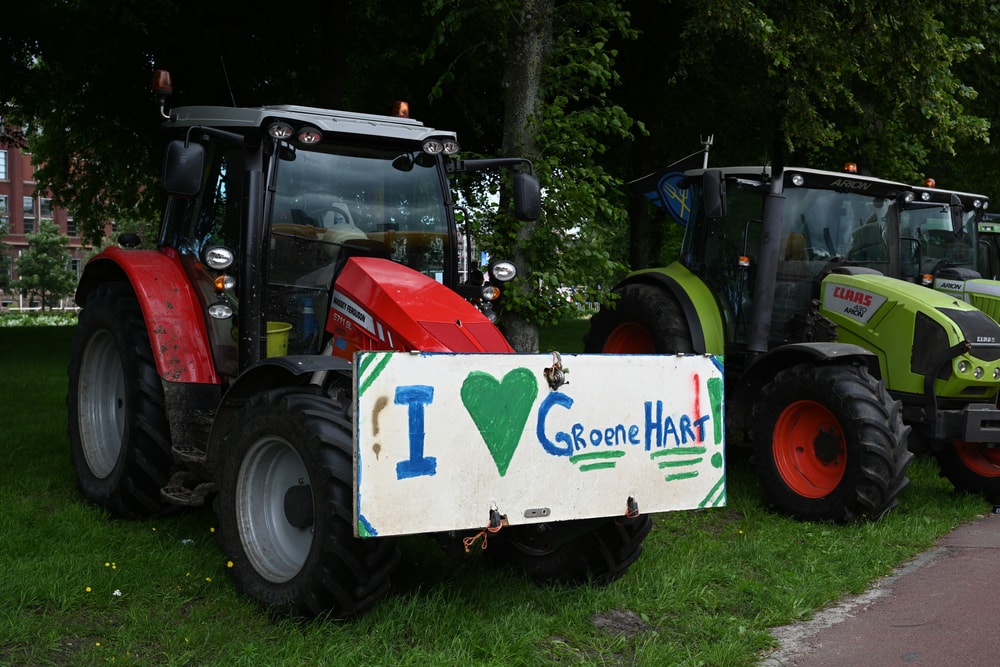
67 282 173 518
216 386 400 618
936 442 1000 502
485 515 652 585
752 363 912 522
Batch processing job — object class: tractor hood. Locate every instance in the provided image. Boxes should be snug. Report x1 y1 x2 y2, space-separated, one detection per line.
931 270 1000 324
327 257 514 357
819 271 1000 399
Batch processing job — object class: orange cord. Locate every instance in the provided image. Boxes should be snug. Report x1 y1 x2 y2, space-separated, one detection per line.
462 522 503 553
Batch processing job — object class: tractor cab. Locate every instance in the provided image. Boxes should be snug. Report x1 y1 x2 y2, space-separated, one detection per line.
675 165 915 348
157 101 538 380
901 181 988 285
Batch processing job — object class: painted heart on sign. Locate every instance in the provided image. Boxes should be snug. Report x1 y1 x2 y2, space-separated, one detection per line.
460 368 539 477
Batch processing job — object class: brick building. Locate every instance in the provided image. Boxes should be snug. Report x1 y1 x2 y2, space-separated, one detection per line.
1 140 89 310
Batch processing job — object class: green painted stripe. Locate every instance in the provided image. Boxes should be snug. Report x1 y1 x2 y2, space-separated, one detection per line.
657 458 703 469
708 376 723 444
664 470 699 482
569 450 626 464
650 447 706 459
578 462 618 472
698 476 726 508
357 353 393 397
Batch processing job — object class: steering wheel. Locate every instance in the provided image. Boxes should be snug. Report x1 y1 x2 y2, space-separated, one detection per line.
306 204 354 228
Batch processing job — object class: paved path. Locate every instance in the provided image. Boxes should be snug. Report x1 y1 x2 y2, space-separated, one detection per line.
760 512 1000 666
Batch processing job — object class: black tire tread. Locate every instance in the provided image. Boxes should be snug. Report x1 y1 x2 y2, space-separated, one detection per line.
217 385 400 619
67 282 173 518
583 282 694 354
752 363 912 522
486 514 653 586
935 444 1000 502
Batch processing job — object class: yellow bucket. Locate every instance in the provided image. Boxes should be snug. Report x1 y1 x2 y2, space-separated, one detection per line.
266 321 293 357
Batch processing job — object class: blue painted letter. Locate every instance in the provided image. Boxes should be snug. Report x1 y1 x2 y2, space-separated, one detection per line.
535 391 575 456
395 385 437 479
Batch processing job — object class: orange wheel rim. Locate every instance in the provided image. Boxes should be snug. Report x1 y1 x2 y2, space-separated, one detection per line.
954 442 1000 477
772 400 846 498
603 323 654 354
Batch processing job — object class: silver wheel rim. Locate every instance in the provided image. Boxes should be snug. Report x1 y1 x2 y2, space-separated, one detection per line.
236 436 314 583
78 330 126 478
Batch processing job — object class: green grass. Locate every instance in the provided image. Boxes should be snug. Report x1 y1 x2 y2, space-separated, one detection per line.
0 323 990 666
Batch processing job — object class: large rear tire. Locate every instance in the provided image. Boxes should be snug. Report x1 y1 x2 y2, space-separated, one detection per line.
752 363 912 522
584 282 693 354
216 385 400 618
67 282 173 518
485 515 652 585
936 442 1000 502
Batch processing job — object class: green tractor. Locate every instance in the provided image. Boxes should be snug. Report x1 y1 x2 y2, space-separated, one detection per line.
585 161 1000 518
897 181 1000 322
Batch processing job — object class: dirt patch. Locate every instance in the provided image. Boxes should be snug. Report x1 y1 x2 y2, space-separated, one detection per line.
591 608 650 637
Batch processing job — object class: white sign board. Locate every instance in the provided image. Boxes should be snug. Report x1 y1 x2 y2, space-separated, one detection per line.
354 352 725 537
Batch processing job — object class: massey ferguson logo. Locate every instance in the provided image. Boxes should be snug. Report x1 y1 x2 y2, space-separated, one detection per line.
829 178 872 191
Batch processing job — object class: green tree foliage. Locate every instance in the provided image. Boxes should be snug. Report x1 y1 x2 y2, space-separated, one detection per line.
427 0 638 350
613 1 997 267
13 221 77 310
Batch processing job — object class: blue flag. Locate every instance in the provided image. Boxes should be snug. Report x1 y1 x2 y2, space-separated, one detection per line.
629 150 705 226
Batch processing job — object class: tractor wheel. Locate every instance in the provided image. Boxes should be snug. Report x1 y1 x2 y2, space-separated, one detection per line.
216 386 400 618
752 363 912 522
583 282 693 354
67 282 173 518
484 514 652 585
936 442 1000 502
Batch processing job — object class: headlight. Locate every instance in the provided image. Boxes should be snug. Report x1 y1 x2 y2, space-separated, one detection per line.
208 301 234 319
489 260 517 283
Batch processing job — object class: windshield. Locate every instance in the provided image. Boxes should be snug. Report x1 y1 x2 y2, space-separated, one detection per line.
264 143 453 354
782 187 898 270
269 144 451 282
899 203 978 276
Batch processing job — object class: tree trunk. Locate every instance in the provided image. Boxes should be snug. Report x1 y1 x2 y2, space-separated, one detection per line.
499 0 554 353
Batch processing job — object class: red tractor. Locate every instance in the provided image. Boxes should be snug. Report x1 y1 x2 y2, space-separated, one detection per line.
66 74 705 618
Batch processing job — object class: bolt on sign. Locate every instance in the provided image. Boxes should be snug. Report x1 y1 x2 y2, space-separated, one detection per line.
354 352 725 537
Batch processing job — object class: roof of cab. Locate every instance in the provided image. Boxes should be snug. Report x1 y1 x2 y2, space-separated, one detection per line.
163 104 455 142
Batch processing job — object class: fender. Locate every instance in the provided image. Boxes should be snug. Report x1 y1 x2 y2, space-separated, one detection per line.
620 262 725 354
207 355 353 466
731 342 880 429
76 246 218 384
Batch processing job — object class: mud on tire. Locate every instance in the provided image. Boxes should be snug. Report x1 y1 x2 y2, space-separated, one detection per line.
67 282 173 518
216 385 400 618
752 363 912 522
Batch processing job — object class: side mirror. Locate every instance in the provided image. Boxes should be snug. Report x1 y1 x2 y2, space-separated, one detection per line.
950 193 964 239
513 172 542 221
703 169 727 218
162 140 205 197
